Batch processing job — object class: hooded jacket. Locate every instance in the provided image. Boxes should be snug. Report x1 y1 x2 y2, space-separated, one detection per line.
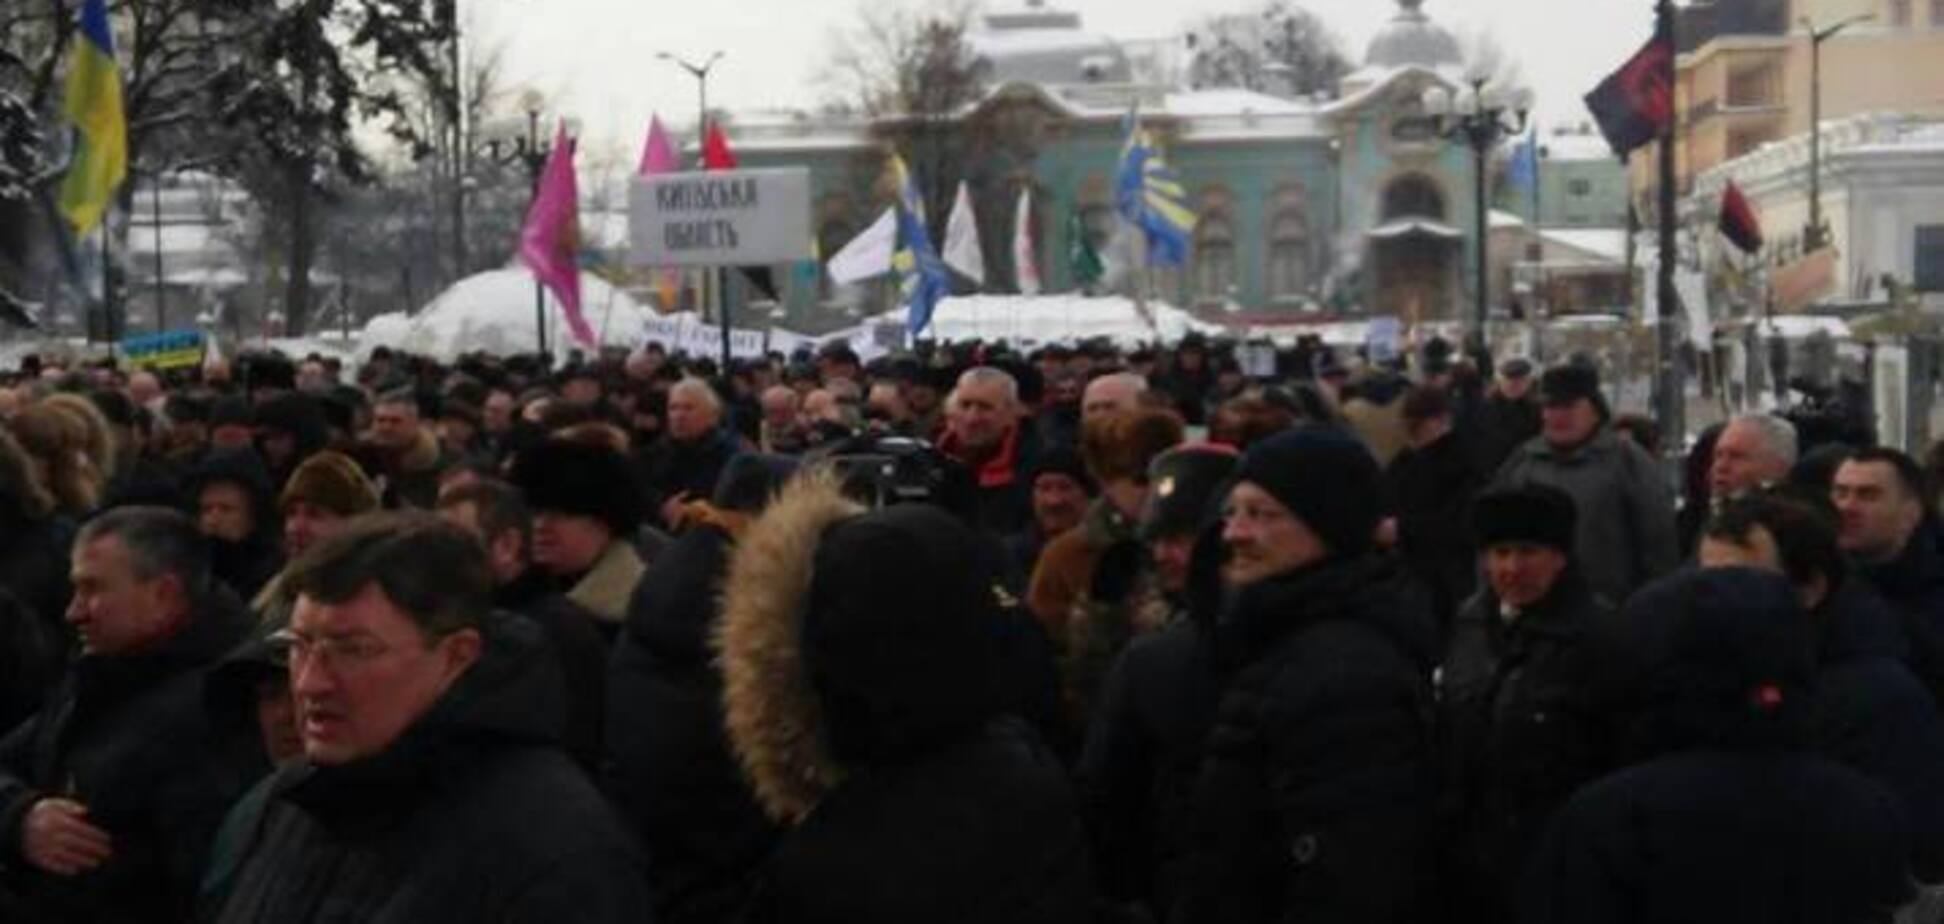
184 449 285 601
1493 428 1678 603
209 611 647 923
0 587 257 924
717 474 1091 924
1522 569 1914 923
1175 554 1440 924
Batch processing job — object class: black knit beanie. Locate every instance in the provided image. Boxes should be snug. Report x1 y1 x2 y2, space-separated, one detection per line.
1232 426 1381 558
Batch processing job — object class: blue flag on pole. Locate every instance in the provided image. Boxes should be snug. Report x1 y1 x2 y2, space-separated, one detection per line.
1114 120 1195 268
1507 129 1540 195
888 153 950 336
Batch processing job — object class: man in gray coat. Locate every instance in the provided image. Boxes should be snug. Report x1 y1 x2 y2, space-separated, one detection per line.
1494 364 1677 601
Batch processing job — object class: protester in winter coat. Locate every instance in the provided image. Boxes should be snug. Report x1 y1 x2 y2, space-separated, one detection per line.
1175 427 1439 924
251 393 330 488
607 454 796 924
0 508 258 924
436 479 610 769
637 377 743 529
11 398 108 516
1382 384 1484 633
1698 491 1944 884
1028 407 1184 644
207 514 648 923
1002 447 1096 591
1832 449 1944 705
1078 443 1238 918
0 427 73 667
718 473 1092 923
509 437 648 632
1493 363 1678 602
186 448 286 601
364 390 450 510
937 366 1042 537
1521 568 1914 924
1439 484 1630 924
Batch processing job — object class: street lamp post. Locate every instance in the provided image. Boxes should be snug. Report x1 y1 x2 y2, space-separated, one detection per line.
658 50 731 371
484 102 555 355
1424 76 1533 360
1801 13 1872 252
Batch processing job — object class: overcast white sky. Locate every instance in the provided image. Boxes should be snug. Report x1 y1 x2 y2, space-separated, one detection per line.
469 0 1659 159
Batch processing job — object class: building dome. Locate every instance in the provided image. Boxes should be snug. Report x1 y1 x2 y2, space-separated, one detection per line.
1364 0 1462 71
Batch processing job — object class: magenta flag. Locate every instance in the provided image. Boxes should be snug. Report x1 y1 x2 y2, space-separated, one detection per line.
637 116 683 311
518 122 595 348
637 115 679 176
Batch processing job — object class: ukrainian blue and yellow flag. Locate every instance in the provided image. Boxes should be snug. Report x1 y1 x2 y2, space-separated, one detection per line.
887 153 950 336
1115 118 1195 268
58 0 127 237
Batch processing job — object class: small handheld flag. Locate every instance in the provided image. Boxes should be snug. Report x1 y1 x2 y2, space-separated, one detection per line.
57 0 127 237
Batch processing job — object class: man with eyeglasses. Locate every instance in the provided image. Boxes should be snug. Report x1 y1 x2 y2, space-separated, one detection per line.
0 507 256 924
1175 427 1438 923
207 513 647 922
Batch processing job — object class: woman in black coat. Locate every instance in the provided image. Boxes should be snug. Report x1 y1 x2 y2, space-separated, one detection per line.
717 473 1092 924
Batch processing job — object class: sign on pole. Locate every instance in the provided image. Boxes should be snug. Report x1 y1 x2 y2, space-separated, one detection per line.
630 168 813 268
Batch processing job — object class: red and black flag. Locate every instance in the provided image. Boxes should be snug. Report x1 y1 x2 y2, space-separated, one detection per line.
1718 180 1764 254
1584 27 1674 160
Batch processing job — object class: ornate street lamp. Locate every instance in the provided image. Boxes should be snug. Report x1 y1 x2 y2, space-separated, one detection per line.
1423 74 1532 358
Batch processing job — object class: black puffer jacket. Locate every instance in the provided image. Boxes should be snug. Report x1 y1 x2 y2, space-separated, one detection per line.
1810 576 1944 883
0 588 257 924
209 611 648 923
1078 616 1220 918
1857 524 1944 709
1522 569 1914 924
184 449 284 601
1174 555 1439 924
1437 573 1630 924
608 525 776 924
494 570 609 770
1382 430 1484 632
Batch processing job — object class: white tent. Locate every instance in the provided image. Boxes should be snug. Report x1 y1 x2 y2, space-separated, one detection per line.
354 311 412 361
377 268 656 361
870 295 1219 347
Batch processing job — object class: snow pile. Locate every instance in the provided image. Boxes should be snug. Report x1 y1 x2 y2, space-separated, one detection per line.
377 268 659 362
872 295 1219 347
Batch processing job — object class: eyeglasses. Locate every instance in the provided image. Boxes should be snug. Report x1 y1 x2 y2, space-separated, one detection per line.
267 629 396 673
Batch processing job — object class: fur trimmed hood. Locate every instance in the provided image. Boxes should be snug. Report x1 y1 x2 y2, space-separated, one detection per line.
716 472 864 823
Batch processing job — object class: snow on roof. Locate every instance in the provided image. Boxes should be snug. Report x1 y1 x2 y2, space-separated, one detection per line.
969 26 1117 57
871 294 1219 346
1489 209 1526 230
1161 88 1315 117
1541 133 1616 162
1540 228 1627 263
1761 315 1851 339
375 268 659 362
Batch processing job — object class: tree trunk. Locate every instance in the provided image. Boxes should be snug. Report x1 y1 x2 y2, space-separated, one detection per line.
283 163 312 336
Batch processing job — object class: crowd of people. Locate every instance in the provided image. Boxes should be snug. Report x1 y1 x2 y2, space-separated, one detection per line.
0 329 1942 923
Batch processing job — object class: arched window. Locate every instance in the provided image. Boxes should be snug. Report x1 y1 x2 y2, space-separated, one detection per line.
1382 174 1446 221
1193 212 1236 301
1266 183 1310 298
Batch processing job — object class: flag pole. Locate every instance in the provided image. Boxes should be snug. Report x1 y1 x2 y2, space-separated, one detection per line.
1654 0 1685 451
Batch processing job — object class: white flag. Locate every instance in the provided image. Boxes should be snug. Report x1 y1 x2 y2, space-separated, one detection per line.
826 207 897 285
943 181 985 285
1013 187 1040 296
